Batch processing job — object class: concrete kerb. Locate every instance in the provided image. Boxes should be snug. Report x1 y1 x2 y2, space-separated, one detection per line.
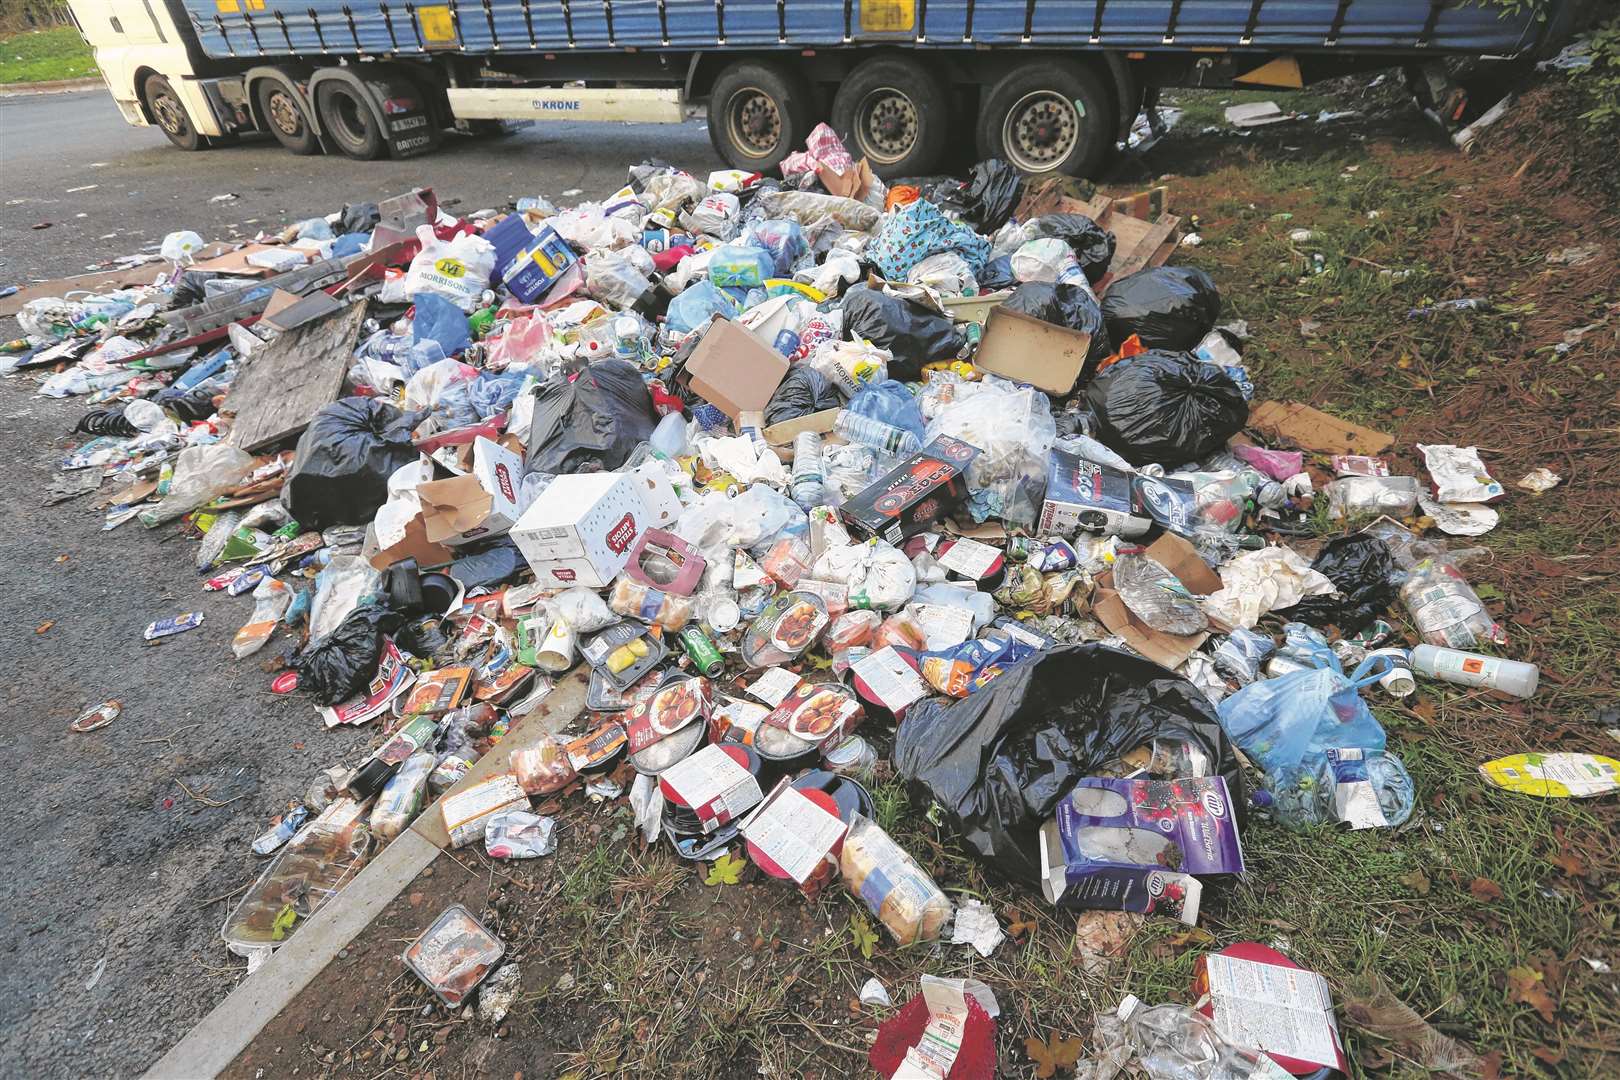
143 667 591 1079
0 77 103 96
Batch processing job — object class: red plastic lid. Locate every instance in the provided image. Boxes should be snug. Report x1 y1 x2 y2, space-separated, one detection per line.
658 743 756 808
270 670 300 694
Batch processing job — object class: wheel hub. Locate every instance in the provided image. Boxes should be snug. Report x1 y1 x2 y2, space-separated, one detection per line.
153 94 184 135
1003 91 1081 172
268 91 301 135
856 88 918 165
729 89 781 156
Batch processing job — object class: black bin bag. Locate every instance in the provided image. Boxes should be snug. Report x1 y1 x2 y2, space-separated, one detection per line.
1100 266 1221 352
285 398 428 529
1001 282 1110 370
765 363 844 425
524 358 657 474
1084 349 1248 468
894 644 1242 885
1024 213 1116 285
840 285 961 382
1280 535 1397 635
293 604 404 706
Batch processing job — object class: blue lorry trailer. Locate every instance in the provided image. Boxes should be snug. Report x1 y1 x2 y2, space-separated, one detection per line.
69 0 1585 175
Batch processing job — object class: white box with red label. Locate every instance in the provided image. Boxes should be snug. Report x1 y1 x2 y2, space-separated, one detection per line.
510 471 649 587
415 437 527 548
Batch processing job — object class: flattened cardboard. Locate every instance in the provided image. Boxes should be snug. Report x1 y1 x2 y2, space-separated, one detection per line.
975 306 1091 396
762 407 840 450
259 287 343 333
1247 400 1393 456
1092 533 1223 671
367 513 455 571
683 318 790 421
416 437 525 546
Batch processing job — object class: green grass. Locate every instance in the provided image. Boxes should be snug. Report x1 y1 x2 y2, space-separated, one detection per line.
0 25 96 84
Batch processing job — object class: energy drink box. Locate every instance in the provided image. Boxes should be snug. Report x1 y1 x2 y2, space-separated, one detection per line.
840 435 980 544
1039 449 1153 538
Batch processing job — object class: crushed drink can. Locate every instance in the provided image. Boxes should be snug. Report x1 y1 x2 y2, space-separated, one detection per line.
251 805 308 856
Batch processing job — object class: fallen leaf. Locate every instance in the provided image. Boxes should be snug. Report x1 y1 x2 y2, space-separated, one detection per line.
1024 1031 1083 1078
703 852 745 886
1003 906 1037 941
1548 850 1587 877
271 903 298 941
1469 877 1504 903
1073 910 1144 974
1400 868 1431 895
1480 1050 1503 1079
1506 966 1558 1024
1530 1046 1565 1066
849 913 879 960
35 621 54 634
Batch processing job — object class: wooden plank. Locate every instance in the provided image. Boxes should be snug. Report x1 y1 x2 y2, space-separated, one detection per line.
446 86 683 123
224 300 369 453
1103 212 1182 284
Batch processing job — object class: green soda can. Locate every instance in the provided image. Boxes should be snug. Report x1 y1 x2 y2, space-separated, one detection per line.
678 625 725 678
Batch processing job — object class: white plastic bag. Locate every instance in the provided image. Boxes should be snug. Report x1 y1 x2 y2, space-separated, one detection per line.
403 225 497 312
584 250 653 310
138 443 253 527
682 192 741 240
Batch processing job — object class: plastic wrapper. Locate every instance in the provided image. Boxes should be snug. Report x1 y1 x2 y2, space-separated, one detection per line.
523 359 657 474
757 189 881 234
285 398 427 529
1024 213 1116 285
1011 237 1087 286
1419 443 1504 503
552 202 639 250
682 191 741 239
896 645 1241 883
825 609 882 651
840 286 960 381
1100 266 1222 353
585 249 654 309
485 809 558 858
708 242 777 288
232 577 294 659
906 251 977 297
665 280 740 336
873 612 928 652
1210 628 1274 685
741 590 829 667
138 443 254 528
724 484 806 552
609 574 695 631
839 813 951 945
923 378 1055 527
1399 557 1507 649
1085 351 1248 468
744 218 809 274
222 800 371 959
293 604 404 706
511 736 579 795
1325 475 1421 519
369 751 435 841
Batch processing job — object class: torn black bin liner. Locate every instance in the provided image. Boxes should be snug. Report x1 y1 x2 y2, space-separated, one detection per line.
894 644 1242 885
1001 282 1111 370
765 363 844 424
285 398 429 529
524 358 657 474
293 604 405 706
1280 535 1398 635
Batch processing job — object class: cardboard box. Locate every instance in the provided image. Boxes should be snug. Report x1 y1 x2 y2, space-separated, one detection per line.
840 435 981 544
682 318 790 421
628 459 682 530
1039 450 1153 538
1092 532 1223 671
509 472 649 587
975 306 1091 396
416 437 526 547
486 216 578 304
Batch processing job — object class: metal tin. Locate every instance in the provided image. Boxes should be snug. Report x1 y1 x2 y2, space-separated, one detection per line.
70 699 122 733
402 903 505 1008
677 625 725 677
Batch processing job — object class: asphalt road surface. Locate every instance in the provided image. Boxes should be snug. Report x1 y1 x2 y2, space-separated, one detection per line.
0 88 723 1079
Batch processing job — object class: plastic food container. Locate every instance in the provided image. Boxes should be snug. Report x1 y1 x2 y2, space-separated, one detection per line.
402 903 506 1007
221 799 372 957
740 590 829 668
626 673 713 775
580 619 669 690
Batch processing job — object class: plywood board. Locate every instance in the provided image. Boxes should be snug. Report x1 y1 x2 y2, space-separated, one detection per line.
1247 400 1394 455
224 300 368 453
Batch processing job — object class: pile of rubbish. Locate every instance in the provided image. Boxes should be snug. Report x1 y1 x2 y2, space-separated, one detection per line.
10 125 1588 1078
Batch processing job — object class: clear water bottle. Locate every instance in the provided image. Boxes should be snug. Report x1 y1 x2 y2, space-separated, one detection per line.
833 411 920 458
790 430 826 509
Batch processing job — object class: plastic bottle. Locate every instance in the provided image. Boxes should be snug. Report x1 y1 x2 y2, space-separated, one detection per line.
789 430 826 509
1399 559 1507 649
834 411 920 458
1411 644 1538 698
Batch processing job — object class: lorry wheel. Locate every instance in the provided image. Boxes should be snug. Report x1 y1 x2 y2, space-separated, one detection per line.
316 81 387 160
256 80 320 155
831 56 950 179
143 74 205 151
977 62 1113 177
708 61 813 174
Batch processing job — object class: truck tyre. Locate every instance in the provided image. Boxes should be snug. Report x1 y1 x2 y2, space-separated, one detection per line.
831 56 950 179
708 61 813 174
255 79 319 155
142 74 205 152
977 61 1113 177
315 80 388 160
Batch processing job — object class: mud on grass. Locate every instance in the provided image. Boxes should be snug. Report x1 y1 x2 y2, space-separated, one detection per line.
232 86 1616 1080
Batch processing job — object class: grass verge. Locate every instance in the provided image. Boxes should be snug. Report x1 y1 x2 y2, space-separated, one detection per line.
0 25 95 84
